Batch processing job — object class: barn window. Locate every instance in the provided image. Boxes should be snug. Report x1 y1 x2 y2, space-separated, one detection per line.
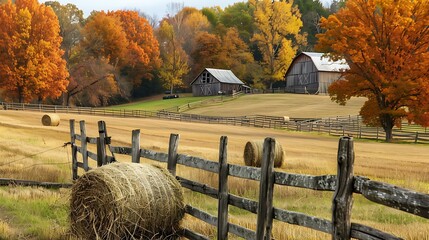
202 72 211 83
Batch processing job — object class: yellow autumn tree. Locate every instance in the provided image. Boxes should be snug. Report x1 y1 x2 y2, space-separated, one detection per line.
157 20 189 94
0 0 68 103
250 0 303 89
316 0 429 142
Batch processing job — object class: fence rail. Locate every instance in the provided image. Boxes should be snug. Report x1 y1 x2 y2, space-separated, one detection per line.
163 91 243 113
68 119 429 239
2 101 428 143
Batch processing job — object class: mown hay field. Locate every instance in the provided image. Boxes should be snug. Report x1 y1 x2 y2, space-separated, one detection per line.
0 107 428 239
185 94 367 118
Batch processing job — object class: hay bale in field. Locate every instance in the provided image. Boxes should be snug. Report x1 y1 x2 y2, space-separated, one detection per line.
41 114 60 126
70 162 185 239
243 140 284 168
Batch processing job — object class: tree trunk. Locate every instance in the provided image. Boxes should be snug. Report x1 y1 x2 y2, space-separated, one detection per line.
18 86 23 103
380 113 394 142
66 92 71 107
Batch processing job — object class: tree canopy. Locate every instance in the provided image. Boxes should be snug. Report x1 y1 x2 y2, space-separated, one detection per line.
0 0 68 103
0 0 343 106
250 0 303 87
316 0 429 141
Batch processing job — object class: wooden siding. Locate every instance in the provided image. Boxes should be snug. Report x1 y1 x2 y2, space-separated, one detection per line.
318 72 343 95
192 70 242 96
285 54 344 94
285 55 319 94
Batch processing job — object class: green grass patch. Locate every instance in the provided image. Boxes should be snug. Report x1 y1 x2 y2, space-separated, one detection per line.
109 95 218 111
0 187 70 239
352 195 427 224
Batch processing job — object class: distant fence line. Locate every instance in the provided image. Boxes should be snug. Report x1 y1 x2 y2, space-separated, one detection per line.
69 119 429 239
1 101 428 143
163 91 243 113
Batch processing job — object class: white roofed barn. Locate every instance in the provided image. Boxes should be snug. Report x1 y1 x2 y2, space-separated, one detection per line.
191 68 246 96
284 52 349 94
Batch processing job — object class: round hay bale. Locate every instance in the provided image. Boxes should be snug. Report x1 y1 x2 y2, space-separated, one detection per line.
70 162 185 239
243 140 284 168
41 114 60 126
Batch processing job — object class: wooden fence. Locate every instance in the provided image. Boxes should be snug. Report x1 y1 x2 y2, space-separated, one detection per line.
69 119 429 240
2 101 429 143
163 91 243 113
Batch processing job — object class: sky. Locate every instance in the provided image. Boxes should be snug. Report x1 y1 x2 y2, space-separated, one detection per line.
40 0 247 18
40 0 332 18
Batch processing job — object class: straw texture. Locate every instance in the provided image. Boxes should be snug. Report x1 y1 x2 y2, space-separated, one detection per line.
243 140 284 168
41 114 60 126
70 162 185 239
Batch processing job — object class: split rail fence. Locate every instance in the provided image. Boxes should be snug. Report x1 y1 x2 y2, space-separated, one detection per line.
69 119 429 240
2 102 429 143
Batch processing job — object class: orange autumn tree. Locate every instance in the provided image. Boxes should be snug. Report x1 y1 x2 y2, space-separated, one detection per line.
107 10 161 84
73 11 160 106
316 0 429 142
0 0 68 103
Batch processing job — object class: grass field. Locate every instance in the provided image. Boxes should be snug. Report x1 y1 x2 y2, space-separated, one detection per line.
0 96 427 239
185 94 367 118
109 94 217 111
108 93 367 118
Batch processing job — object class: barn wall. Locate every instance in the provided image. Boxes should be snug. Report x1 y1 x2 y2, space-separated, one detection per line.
192 71 221 96
318 72 343 94
285 55 319 94
192 82 221 96
220 83 241 94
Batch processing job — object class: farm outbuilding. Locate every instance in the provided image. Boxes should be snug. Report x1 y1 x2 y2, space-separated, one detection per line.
284 52 349 94
191 68 245 96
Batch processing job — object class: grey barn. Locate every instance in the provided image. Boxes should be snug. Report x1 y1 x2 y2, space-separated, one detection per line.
285 52 349 94
191 68 246 96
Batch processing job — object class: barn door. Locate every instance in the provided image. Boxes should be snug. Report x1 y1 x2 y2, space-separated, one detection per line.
200 84 212 96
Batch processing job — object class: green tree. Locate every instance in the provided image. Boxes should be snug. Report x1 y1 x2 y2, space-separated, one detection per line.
44 1 83 62
293 0 329 50
219 2 255 43
201 6 222 27
316 0 429 142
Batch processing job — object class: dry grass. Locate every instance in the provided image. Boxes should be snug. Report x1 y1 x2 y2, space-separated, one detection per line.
0 110 428 239
185 94 367 118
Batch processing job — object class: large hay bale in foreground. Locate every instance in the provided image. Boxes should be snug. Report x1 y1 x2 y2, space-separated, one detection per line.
243 140 284 168
70 162 185 239
41 114 60 126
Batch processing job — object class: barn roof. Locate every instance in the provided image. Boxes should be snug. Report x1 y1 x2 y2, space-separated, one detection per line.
301 52 349 72
191 68 244 85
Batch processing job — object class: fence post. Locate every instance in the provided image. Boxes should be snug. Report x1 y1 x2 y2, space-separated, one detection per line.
96 137 102 167
256 138 276 240
167 134 180 176
218 136 229 240
415 132 419 144
332 137 355 240
79 120 89 172
376 127 379 140
98 121 107 166
70 119 78 180
131 129 141 163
